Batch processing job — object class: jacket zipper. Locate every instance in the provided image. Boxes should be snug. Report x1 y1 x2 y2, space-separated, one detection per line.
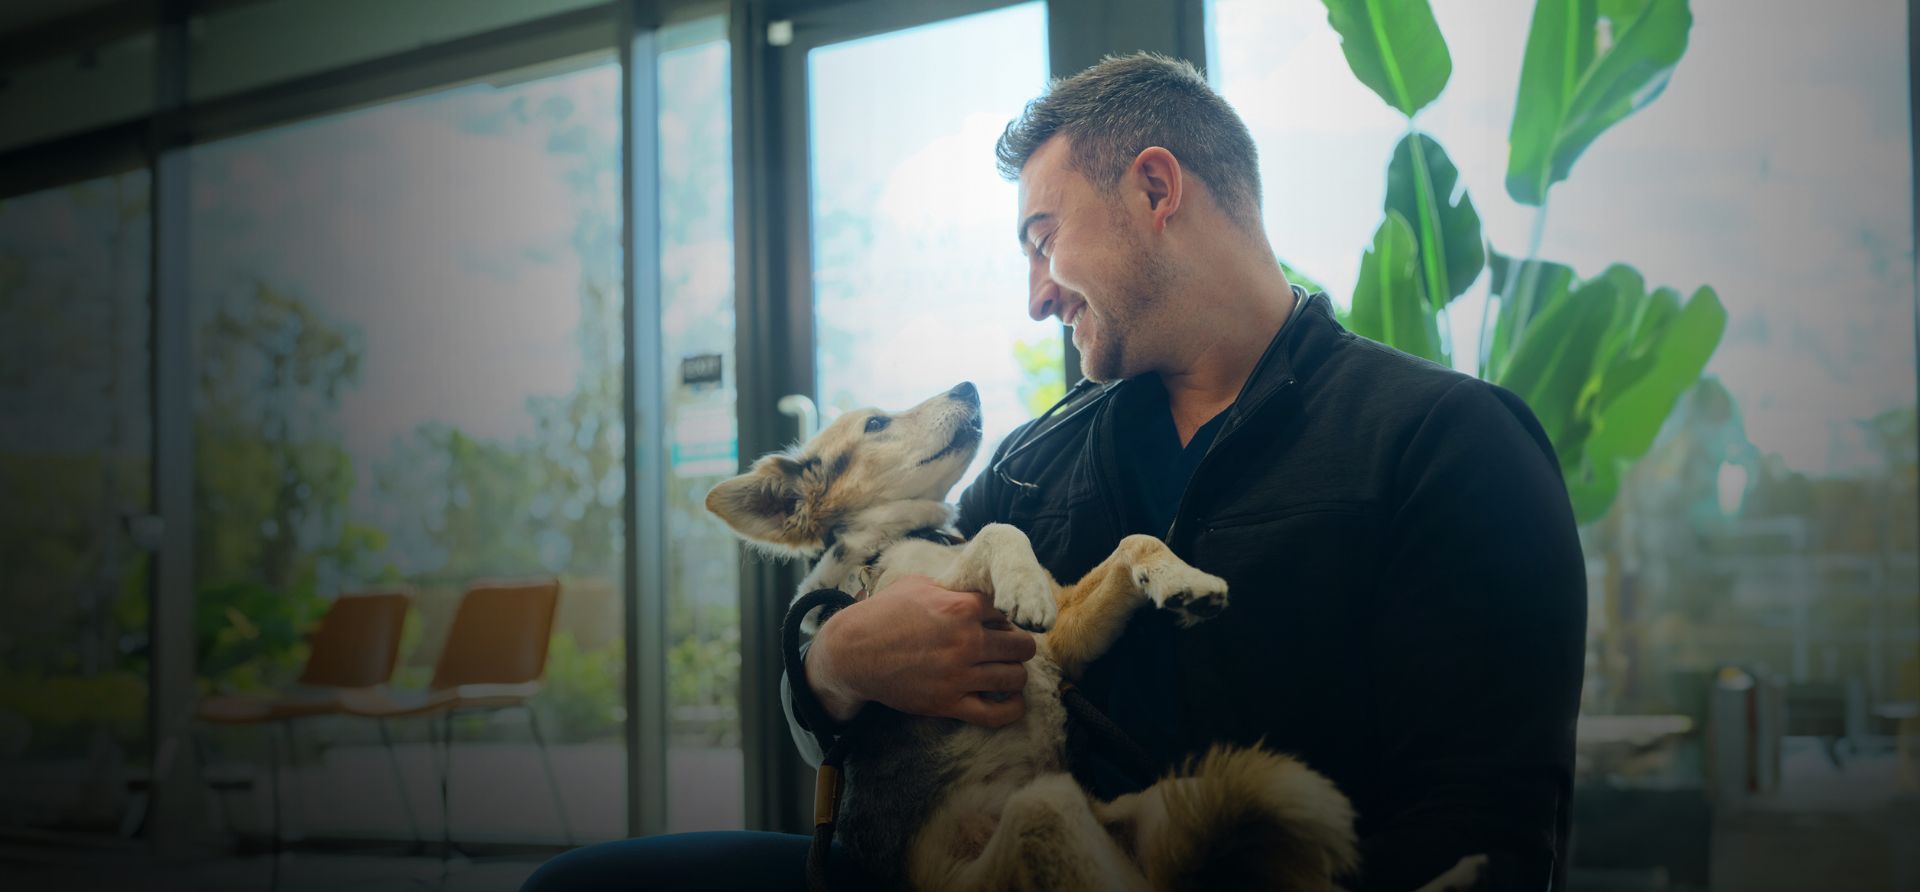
1164 375 1298 545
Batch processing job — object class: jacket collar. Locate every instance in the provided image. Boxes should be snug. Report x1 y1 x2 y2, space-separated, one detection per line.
1110 285 1341 428
1253 287 1345 392
1011 286 1348 504
1062 287 1344 504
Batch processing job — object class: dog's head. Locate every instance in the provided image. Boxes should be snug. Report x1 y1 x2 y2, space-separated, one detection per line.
705 381 984 553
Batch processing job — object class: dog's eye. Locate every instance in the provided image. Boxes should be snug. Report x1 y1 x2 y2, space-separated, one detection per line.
864 415 890 434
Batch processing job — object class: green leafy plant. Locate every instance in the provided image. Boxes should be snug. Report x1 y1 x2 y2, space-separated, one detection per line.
1319 0 1726 523
1013 334 1068 418
540 631 626 742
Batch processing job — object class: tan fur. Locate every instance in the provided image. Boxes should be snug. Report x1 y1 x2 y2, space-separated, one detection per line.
708 384 1359 891
1045 533 1221 677
1412 854 1491 892
1096 747 1361 892
706 391 983 555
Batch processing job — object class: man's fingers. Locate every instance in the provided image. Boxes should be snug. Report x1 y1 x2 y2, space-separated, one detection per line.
948 692 1026 729
980 626 1038 663
962 661 1028 694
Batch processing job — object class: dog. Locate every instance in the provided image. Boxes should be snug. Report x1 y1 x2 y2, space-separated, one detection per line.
707 381 1359 891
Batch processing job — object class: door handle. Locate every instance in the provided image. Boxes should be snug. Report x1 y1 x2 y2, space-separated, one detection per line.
777 394 819 442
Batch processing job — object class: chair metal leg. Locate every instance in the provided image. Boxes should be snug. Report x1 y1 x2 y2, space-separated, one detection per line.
192 727 236 841
524 705 574 845
269 721 286 855
377 718 425 847
269 720 289 892
439 711 454 859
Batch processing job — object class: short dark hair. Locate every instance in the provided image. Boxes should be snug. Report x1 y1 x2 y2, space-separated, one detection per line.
996 52 1262 231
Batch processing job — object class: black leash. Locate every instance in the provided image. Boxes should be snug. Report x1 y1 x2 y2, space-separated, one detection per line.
1060 680 1159 785
782 588 860 892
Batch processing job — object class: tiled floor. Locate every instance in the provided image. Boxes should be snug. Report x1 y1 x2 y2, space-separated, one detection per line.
1 847 545 892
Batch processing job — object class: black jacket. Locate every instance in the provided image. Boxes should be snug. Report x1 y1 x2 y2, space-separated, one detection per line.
785 292 1587 891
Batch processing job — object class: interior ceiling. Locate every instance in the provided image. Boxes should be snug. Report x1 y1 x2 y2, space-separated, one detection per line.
0 0 124 40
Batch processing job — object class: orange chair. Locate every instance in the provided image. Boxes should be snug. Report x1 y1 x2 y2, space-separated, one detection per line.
344 579 571 847
195 590 419 847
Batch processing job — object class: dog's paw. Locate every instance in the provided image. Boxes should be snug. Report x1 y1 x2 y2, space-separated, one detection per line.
993 566 1059 632
1133 560 1228 628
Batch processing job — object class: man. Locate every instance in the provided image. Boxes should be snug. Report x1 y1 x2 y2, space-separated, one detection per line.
791 53 1585 890
525 52 1584 892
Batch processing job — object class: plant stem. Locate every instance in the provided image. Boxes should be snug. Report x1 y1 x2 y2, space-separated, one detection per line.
1476 262 1497 379
1500 199 1553 382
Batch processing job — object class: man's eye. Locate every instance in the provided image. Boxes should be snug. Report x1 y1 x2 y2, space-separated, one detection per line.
864 416 890 433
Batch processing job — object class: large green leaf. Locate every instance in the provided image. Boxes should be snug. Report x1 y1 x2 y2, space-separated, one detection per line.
1588 278 1677 417
1349 211 1444 363
1386 132 1484 308
1565 453 1622 525
1597 0 1651 20
1585 284 1725 462
1506 0 1692 205
1496 272 1621 451
1576 264 1649 412
1507 0 1595 206
1485 252 1575 380
1321 0 1453 117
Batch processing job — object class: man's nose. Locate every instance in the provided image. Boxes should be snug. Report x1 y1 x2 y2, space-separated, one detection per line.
1028 267 1058 322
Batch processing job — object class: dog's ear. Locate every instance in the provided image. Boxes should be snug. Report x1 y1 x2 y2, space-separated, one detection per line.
705 454 807 545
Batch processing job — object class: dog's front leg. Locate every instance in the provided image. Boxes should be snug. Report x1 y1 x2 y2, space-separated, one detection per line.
1046 535 1227 678
936 523 1060 631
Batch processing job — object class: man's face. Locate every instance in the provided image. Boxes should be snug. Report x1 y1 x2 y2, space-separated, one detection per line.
1016 137 1171 382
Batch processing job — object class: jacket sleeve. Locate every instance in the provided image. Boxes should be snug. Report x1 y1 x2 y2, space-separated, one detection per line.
777 432 1025 765
1359 378 1586 892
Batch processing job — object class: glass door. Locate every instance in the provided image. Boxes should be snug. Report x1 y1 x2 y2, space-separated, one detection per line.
796 0 1060 488
0 171 152 835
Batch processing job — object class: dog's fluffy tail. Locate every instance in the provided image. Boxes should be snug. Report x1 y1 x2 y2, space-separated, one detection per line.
1145 746 1358 892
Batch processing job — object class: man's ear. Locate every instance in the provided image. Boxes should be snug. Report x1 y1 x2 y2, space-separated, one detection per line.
1129 146 1183 229
704 454 805 545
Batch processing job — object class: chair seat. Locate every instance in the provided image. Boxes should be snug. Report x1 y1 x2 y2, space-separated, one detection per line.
195 686 382 724
340 681 545 718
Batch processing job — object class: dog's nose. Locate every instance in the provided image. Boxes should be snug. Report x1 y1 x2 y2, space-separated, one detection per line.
949 381 979 405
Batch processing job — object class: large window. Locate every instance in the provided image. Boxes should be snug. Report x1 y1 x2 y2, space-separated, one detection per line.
189 56 627 842
0 171 152 832
1211 0 1917 882
807 1 1059 488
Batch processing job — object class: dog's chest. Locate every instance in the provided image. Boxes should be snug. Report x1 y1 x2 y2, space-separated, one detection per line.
866 538 967 593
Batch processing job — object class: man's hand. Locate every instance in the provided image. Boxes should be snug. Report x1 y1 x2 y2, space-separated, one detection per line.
805 575 1036 729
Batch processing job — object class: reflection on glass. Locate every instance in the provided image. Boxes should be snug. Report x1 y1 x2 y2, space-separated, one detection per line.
657 17 743 833
189 57 627 842
0 172 152 832
807 2 1059 489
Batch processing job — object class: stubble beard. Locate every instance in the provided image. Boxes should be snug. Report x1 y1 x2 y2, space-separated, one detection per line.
1080 227 1173 384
